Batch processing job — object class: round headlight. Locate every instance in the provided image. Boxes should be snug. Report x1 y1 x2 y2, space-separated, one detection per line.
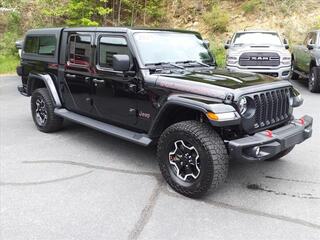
238 97 248 115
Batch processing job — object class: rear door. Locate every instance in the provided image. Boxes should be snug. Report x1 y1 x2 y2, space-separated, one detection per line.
62 32 95 115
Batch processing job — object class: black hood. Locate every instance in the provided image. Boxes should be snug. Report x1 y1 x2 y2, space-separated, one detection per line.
157 69 280 89
155 69 288 100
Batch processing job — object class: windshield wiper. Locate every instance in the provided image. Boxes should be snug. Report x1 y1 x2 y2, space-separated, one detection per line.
145 62 185 69
175 60 211 68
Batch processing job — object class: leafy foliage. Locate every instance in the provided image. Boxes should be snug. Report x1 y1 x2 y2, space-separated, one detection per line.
241 0 262 14
203 5 229 33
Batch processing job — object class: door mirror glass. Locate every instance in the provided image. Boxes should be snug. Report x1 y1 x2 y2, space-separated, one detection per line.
112 54 130 71
224 40 231 49
307 39 315 50
283 38 289 49
203 40 210 49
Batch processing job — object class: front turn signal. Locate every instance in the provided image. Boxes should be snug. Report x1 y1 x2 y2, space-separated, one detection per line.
207 112 219 121
207 112 239 121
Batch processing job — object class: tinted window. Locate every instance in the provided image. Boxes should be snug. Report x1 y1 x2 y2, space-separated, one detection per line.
311 33 317 44
98 36 130 69
68 35 91 66
24 36 39 54
39 36 56 55
304 33 312 45
24 35 56 55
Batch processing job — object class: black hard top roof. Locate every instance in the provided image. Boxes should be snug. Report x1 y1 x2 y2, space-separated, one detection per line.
26 27 202 37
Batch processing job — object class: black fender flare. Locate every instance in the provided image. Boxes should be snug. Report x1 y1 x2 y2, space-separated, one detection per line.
148 95 240 138
28 73 62 108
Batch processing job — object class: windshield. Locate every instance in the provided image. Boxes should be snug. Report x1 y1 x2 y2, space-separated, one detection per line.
232 32 282 46
133 32 214 65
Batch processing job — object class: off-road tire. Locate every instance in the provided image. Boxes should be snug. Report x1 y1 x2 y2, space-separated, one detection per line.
157 121 229 198
31 88 63 132
309 66 320 93
265 146 294 161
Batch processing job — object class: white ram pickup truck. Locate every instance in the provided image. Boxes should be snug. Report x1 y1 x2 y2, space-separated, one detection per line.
225 30 292 80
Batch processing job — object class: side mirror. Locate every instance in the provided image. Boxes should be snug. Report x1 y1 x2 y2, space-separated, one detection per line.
307 39 315 50
283 39 289 49
224 40 231 49
112 54 130 71
307 44 314 50
203 40 210 49
15 40 23 49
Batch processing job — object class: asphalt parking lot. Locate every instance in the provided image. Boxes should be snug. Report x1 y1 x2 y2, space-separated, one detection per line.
0 75 319 240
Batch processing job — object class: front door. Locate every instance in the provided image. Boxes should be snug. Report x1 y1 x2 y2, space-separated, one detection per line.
62 32 95 116
299 33 315 73
91 34 137 127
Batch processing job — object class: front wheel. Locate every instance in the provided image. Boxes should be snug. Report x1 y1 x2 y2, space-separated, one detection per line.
157 121 229 198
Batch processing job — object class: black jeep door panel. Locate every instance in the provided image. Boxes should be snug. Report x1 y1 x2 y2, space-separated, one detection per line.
62 32 95 115
91 34 137 126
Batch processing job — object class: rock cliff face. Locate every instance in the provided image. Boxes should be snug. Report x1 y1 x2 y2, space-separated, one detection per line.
165 0 320 43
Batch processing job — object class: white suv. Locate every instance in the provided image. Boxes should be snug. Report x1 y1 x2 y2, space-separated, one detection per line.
225 30 292 80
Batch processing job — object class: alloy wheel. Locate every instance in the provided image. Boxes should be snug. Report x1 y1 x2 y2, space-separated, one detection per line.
168 140 201 181
35 98 48 126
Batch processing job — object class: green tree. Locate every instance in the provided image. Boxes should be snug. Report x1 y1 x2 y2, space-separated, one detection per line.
41 0 112 26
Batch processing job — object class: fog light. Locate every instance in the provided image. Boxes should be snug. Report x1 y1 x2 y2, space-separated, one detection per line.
254 147 261 157
245 146 261 158
282 71 290 76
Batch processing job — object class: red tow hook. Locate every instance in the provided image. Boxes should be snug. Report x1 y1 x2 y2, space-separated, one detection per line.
299 117 305 125
265 130 273 138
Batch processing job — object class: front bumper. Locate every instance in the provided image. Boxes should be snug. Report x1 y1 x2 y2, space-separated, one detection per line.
226 65 291 80
228 115 313 161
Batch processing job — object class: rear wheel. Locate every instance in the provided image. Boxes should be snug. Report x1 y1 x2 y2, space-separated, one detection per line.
31 88 63 132
265 146 294 161
308 67 320 93
157 121 229 198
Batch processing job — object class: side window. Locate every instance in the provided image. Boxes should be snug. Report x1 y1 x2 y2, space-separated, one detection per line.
38 36 56 55
98 36 131 69
24 35 56 55
310 33 317 44
24 36 39 54
68 35 91 66
304 33 311 45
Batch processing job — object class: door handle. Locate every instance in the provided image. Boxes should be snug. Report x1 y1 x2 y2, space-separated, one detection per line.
66 74 76 78
92 78 105 84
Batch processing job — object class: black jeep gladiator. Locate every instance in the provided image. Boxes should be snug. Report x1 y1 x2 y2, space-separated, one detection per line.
17 27 313 198
292 30 320 92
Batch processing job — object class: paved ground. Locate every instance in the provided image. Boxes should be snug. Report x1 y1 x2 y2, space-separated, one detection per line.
0 75 319 240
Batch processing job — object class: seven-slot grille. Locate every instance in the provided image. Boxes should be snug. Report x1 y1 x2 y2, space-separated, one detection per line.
253 88 290 129
239 52 280 67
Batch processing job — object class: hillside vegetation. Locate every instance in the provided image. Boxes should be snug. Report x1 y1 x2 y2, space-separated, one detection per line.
1 0 320 72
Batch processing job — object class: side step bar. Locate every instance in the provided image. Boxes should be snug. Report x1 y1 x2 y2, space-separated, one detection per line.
54 108 152 146
293 70 309 79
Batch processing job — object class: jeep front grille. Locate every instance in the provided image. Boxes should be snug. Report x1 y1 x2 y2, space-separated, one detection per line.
239 52 280 67
253 88 290 129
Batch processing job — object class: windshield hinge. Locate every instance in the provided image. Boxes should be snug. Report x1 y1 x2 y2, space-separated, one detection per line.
224 93 234 104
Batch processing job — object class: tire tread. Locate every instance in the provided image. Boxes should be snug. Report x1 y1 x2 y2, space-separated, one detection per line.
157 120 229 198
